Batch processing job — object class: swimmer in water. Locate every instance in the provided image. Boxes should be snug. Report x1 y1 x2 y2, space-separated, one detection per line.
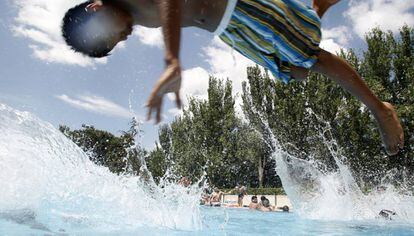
258 197 274 212
62 0 404 156
248 195 259 209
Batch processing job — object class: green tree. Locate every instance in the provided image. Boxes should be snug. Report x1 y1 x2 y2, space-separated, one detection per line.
153 76 281 188
146 144 168 182
59 118 146 175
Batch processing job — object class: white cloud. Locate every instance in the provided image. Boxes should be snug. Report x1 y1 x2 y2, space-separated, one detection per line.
344 0 414 38
56 94 137 119
319 26 351 54
319 38 344 54
322 26 351 46
134 26 163 48
180 67 210 100
203 37 253 88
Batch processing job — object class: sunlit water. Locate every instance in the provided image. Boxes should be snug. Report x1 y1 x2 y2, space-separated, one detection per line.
2 207 414 235
1 103 414 235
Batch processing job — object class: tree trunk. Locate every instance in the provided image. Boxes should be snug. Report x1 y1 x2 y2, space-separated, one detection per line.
258 156 264 187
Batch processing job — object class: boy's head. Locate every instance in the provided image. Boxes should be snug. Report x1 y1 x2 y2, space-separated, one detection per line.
251 195 258 203
62 1 133 57
281 205 289 212
262 199 270 208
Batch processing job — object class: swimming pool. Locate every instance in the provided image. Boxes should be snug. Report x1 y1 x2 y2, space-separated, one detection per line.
1 207 414 235
1 104 414 235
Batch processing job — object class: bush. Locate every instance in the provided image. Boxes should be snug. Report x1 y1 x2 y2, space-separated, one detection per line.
221 187 286 195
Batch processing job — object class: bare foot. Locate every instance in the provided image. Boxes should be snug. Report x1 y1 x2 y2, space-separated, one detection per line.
374 102 404 156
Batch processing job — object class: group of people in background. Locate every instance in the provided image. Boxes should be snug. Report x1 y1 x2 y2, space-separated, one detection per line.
201 186 247 207
200 185 289 213
200 183 396 217
248 195 289 212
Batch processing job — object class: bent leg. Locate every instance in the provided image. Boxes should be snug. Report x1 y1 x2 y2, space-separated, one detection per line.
312 0 340 18
311 49 404 155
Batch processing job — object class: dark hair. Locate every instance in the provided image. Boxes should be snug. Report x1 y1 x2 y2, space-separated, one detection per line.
62 1 114 58
251 195 257 200
260 196 266 201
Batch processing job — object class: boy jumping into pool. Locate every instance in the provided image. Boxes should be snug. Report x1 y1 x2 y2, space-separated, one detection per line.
61 0 404 155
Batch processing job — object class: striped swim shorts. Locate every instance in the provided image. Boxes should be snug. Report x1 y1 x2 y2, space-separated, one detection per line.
215 0 322 83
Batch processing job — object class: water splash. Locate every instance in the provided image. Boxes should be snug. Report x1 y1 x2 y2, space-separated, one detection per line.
255 107 414 223
0 103 202 233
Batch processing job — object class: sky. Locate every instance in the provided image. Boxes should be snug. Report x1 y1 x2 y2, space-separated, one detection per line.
0 0 413 149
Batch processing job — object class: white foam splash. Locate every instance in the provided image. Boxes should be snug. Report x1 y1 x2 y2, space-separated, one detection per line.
0 103 202 233
257 109 414 223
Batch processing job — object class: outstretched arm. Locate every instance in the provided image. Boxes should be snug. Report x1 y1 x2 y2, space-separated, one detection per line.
146 0 182 123
159 0 181 65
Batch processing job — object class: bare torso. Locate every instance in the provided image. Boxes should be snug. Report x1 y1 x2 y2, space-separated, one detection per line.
121 0 228 32
210 192 222 202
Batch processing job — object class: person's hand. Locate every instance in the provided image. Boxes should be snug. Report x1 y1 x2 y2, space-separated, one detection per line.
146 62 182 123
86 0 103 12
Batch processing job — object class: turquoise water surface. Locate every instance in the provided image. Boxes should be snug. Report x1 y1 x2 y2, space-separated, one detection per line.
1 207 414 235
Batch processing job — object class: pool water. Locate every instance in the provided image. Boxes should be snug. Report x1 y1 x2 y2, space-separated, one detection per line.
199 207 414 236
1 207 414 235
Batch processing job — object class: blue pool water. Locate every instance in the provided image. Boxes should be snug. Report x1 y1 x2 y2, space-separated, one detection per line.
1 207 414 235
1 104 414 235
199 207 414 236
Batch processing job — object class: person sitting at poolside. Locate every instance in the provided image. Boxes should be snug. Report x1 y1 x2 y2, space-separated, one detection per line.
200 188 211 205
248 195 259 209
258 196 276 212
209 188 224 206
237 186 247 207
258 198 275 212
258 196 266 207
